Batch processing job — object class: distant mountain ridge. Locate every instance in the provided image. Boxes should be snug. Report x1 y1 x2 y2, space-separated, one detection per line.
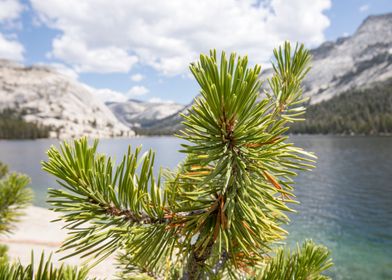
1 13 391 138
106 99 183 128
142 13 392 134
0 60 133 139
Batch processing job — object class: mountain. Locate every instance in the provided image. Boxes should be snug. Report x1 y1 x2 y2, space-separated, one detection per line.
302 13 392 104
142 13 392 134
3 13 390 138
134 105 189 135
106 99 183 128
0 60 133 139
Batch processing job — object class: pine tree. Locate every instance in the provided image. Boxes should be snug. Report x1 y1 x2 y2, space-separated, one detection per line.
9 42 332 279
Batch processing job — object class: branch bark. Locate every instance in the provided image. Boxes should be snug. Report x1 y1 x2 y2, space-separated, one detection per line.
182 237 214 280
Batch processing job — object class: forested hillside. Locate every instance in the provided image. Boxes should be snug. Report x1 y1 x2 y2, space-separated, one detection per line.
291 79 392 135
0 109 50 139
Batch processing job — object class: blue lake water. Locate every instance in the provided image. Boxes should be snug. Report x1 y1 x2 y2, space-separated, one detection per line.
0 135 391 279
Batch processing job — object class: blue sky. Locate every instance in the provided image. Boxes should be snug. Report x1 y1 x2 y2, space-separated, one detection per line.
0 0 391 105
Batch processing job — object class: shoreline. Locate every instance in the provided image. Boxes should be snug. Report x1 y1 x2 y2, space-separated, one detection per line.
0 206 116 278
1 133 392 142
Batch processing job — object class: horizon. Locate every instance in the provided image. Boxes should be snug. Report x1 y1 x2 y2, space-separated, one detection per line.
1 0 392 105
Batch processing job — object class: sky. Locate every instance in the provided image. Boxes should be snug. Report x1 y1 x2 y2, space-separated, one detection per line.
0 0 391 105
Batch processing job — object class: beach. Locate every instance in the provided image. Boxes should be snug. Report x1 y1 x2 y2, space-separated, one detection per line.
0 206 116 278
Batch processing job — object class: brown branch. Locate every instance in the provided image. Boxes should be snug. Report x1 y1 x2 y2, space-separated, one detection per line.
182 237 215 280
87 196 171 225
212 250 229 274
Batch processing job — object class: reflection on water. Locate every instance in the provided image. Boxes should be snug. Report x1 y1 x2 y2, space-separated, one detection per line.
0 136 391 279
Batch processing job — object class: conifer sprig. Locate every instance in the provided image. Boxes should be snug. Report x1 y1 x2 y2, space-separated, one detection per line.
0 162 32 234
0 252 92 280
42 42 332 279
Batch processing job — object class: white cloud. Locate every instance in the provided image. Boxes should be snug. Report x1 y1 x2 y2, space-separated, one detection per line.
31 0 331 75
359 4 369 12
90 86 149 103
0 0 24 22
0 33 24 60
128 85 149 96
50 36 138 73
0 0 24 61
131 73 144 82
148 97 175 104
93 88 128 103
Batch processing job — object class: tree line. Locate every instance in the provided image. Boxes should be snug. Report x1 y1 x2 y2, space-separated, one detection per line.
0 109 50 139
290 79 392 135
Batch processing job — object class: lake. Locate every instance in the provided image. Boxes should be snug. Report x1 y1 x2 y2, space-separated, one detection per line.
0 135 391 279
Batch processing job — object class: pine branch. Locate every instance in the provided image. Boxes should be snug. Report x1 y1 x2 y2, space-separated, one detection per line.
256 240 333 280
177 44 315 278
0 252 92 280
42 139 184 275
41 43 333 279
0 162 8 179
0 166 32 234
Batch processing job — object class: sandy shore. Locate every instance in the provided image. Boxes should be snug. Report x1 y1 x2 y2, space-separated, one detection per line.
0 206 116 278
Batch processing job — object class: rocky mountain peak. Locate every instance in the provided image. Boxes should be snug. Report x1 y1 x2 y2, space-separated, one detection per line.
107 99 184 128
302 12 392 103
357 12 392 34
0 60 134 139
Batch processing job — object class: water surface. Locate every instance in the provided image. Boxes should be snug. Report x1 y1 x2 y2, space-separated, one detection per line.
0 136 391 279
